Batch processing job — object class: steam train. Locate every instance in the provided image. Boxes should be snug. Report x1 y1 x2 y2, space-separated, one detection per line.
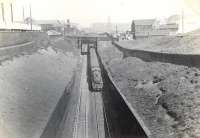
89 47 103 91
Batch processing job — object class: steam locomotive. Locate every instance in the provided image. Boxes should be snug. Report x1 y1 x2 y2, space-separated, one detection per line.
89 47 103 91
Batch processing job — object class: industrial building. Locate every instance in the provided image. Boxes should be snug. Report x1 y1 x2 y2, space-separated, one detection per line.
0 0 41 31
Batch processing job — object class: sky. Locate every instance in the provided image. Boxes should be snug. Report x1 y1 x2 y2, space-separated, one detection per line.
15 0 199 27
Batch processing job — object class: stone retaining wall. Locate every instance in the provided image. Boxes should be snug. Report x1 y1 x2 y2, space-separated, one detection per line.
0 32 46 47
113 41 200 68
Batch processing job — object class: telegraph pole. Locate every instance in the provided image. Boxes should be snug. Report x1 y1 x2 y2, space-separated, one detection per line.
22 7 25 22
29 4 32 30
10 3 13 22
1 3 5 23
181 8 184 34
63 20 66 39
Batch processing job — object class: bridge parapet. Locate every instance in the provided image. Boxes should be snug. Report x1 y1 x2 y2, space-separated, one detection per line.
66 34 110 55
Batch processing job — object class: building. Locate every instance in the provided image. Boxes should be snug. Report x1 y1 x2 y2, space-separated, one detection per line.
34 20 79 35
91 23 111 33
0 0 41 31
91 18 180 37
134 19 156 33
34 20 64 32
158 23 179 35
91 19 156 33
0 0 14 24
167 12 200 34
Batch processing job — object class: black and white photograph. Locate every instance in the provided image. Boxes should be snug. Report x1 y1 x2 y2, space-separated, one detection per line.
0 0 200 138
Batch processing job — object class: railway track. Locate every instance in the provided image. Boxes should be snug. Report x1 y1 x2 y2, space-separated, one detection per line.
72 55 105 138
71 50 147 138
60 42 148 138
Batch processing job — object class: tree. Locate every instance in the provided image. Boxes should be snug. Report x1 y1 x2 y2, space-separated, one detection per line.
131 20 136 39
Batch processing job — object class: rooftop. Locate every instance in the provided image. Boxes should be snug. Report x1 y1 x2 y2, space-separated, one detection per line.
134 19 156 26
